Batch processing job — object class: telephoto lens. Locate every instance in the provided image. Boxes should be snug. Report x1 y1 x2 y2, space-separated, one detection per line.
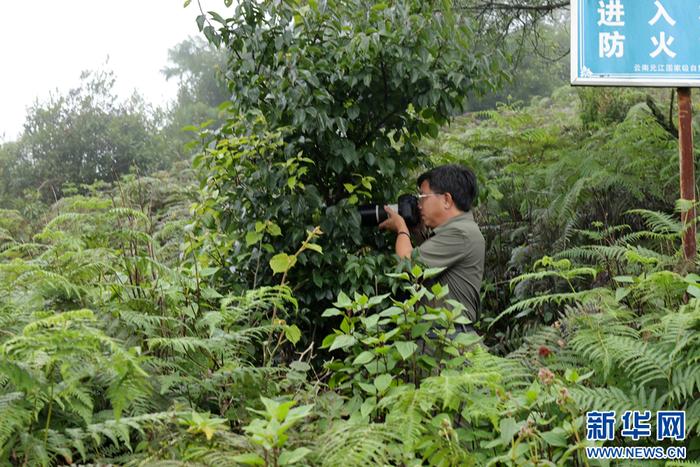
358 203 395 226
358 194 420 227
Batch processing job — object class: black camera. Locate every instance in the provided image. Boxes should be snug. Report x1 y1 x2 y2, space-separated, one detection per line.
358 194 420 227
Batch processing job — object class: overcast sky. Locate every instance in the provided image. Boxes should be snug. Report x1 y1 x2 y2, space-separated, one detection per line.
0 0 219 142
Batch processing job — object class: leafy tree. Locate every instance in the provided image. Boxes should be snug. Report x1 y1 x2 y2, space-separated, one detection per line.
191 0 511 318
12 70 168 201
468 12 570 110
162 37 230 158
0 141 18 204
163 36 230 109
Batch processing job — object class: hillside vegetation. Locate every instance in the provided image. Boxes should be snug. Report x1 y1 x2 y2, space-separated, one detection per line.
1 1 699 465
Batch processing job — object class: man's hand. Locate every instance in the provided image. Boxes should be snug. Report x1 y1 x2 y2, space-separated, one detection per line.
378 205 408 233
379 206 413 258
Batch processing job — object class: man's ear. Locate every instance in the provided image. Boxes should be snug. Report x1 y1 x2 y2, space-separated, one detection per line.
444 192 453 209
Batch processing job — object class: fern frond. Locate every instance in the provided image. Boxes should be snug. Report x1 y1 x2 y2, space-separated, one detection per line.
665 363 700 404
617 230 680 245
0 242 49 258
508 268 597 289
317 421 402 467
42 212 91 232
146 337 216 355
625 209 682 235
106 207 151 227
420 370 502 412
468 347 531 389
381 386 431 448
556 245 630 264
685 398 700 434
491 288 610 328
0 392 33 448
14 269 85 301
571 386 663 414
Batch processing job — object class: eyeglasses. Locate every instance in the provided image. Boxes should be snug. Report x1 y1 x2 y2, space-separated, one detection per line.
416 192 444 203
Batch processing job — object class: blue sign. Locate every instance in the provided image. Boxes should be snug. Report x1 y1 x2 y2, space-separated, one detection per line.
571 0 700 86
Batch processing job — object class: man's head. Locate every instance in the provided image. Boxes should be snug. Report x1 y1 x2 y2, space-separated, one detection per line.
416 165 478 228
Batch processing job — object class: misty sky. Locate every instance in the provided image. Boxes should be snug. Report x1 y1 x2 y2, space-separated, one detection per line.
0 0 221 141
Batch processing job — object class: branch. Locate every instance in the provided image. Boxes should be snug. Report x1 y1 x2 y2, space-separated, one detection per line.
459 0 570 12
646 94 678 139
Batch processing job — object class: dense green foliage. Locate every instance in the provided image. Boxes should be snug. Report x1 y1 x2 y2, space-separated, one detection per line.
2 1 700 465
2 155 699 464
0 39 227 210
191 0 511 321
1 71 169 204
162 37 231 159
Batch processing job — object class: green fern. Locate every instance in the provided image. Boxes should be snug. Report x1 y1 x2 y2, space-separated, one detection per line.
316 421 402 467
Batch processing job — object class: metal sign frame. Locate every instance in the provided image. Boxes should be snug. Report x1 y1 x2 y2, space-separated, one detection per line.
571 0 700 87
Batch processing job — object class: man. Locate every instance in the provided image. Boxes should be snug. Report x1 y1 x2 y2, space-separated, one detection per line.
379 164 485 327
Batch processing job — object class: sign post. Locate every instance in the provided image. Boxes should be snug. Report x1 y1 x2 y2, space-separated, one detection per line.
678 88 696 260
571 0 698 260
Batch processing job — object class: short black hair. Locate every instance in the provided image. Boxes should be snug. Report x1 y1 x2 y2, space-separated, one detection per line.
417 164 478 212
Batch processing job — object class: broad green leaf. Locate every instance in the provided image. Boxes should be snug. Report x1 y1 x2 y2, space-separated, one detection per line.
360 397 376 418
290 361 310 372
378 306 403 317
362 314 380 329
685 273 700 282
267 223 282 236
564 368 579 383
411 264 423 277
279 447 311 465
422 267 445 279
321 333 337 349
411 322 432 338
615 287 631 301
358 382 377 395
394 341 417 360
367 293 390 306
453 332 480 348
499 418 521 446
231 453 265 465
334 291 352 308
284 325 301 345
687 284 700 298
321 308 343 317
353 351 375 365
246 231 262 246
540 428 569 447
199 267 219 277
329 334 356 351
270 253 296 274
201 287 223 299
385 272 410 280
453 316 472 325
305 243 323 254
374 373 392 393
